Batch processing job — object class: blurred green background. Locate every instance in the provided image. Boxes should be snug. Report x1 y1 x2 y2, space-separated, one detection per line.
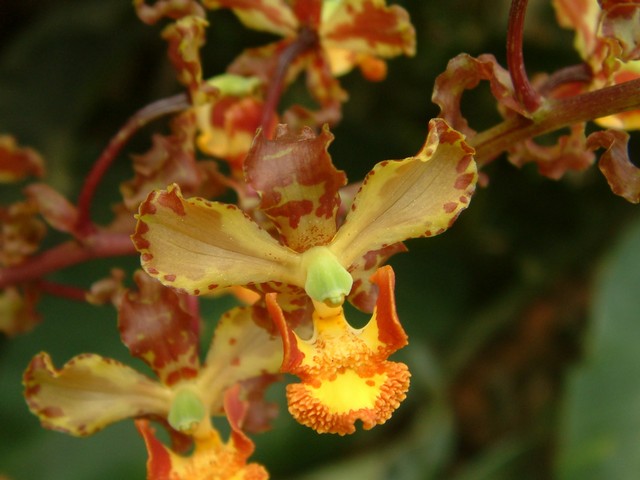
1 1 639 479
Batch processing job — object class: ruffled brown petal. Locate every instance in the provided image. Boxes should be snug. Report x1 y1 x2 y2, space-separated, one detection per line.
589 128 640 203
244 124 346 252
119 271 201 387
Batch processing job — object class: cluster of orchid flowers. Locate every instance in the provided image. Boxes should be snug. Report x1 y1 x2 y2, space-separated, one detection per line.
2 0 640 478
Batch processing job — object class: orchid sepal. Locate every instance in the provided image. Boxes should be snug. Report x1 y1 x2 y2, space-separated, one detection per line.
132 183 302 295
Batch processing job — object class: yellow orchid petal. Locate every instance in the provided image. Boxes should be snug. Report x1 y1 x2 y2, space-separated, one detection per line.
197 304 282 411
132 183 300 295
268 266 410 435
203 0 298 37
23 352 171 436
162 16 209 104
330 118 477 268
320 0 416 59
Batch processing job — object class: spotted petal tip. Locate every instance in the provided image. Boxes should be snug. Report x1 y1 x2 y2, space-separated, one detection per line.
132 183 299 295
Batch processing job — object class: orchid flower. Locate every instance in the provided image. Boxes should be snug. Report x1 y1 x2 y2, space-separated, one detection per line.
205 0 416 110
132 118 477 312
23 271 280 478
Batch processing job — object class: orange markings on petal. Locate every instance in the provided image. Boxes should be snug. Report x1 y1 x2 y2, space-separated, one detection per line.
156 187 187 216
268 266 410 435
118 272 201 386
286 359 409 435
455 172 476 190
132 183 298 295
443 201 458 213
322 0 416 57
244 125 346 252
330 118 477 268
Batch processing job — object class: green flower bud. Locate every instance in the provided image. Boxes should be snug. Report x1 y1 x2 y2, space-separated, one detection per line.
207 74 261 97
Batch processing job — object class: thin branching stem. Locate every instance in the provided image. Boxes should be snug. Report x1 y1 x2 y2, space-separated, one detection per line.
74 93 190 236
260 27 319 134
507 0 541 112
0 232 135 290
472 77 640 165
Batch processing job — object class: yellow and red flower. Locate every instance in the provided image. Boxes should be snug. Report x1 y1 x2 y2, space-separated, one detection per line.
136 385 268 480
23 271 280 477
132 118 477 312
206 0 416 115
267 265 409 435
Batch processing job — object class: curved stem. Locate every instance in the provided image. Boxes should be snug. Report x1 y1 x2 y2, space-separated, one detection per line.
472 77 640 165
37 281 88 302
260 27 319 135
538 63 592 96
507 0 541 112
74 93 190 237
0 232 136 290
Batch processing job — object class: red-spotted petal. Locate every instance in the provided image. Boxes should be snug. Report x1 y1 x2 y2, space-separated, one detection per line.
203 0 298 36
304 50 349 105
132 183 300 295
268 265 410 435
330 118 477 270
162 16 212 105
320 0 416 59
197 305 282 412
24 352 171 436
118 271 201 387
244 124 346 252
196 95 269 177
0 135 45 182
347 242 407 312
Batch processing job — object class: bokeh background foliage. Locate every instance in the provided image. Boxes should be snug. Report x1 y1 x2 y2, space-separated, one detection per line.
0 0 639 478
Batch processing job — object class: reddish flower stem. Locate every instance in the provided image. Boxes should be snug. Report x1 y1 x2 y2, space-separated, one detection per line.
260 27 319 135
471 77 640 165
538 63 592 96
37 281 88 302
74 93 190 237
0 232 136 290
507 0 542 112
